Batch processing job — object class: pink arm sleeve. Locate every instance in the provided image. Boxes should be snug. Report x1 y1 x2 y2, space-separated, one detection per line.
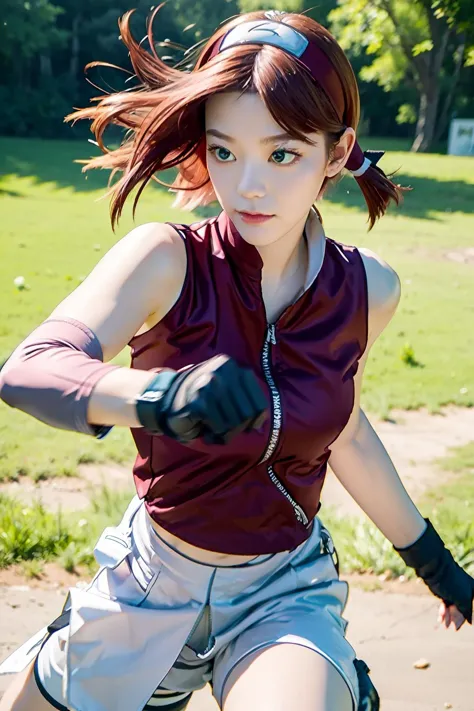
0 317 121 437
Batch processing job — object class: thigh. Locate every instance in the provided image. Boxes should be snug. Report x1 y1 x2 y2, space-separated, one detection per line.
0 654 193 711
221 643 354 711
212 595 359 710
34 625 196 711
0 660 56 711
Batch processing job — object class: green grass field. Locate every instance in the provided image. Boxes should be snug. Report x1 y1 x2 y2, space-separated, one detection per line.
0 136 473 481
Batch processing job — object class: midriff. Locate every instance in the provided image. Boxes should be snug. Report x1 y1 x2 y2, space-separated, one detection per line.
147 511 262 566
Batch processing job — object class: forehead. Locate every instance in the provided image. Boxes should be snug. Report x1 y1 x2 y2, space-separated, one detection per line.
205 91 321 145
205 92 279 133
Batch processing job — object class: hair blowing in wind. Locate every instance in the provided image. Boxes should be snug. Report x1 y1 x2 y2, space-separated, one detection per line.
66 6 405 229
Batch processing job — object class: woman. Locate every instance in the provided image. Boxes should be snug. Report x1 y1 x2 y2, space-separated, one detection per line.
0 9 472 711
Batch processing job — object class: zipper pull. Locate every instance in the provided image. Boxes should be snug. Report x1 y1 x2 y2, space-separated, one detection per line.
266 324 276 344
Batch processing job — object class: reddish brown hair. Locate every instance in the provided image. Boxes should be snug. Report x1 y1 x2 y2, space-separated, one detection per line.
66 7 404 229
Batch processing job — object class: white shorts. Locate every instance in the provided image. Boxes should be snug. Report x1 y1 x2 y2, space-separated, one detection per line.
30 496 358 711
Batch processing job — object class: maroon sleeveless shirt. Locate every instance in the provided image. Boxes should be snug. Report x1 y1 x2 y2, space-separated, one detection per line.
128 211 368 554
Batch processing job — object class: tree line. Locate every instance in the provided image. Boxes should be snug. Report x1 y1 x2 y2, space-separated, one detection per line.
1 0 473 151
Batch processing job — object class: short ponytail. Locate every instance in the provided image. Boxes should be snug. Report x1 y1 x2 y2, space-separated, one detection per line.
354 164 408 230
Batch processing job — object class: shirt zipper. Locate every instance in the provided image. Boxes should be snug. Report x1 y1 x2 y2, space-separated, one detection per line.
259 323 309 527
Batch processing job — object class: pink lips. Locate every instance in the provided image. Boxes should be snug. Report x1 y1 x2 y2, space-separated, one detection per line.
237 211 274 225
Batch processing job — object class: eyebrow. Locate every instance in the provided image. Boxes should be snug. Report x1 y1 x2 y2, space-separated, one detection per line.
206 128 301 145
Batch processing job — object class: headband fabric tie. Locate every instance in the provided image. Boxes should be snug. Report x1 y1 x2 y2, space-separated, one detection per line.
206 15 385 179
345 144 385 177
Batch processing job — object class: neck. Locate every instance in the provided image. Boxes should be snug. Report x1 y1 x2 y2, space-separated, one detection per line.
258 209 321 285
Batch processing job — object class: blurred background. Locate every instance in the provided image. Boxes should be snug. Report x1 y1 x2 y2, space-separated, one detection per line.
1 4 474 708
0 0 473 640
1 0 473 148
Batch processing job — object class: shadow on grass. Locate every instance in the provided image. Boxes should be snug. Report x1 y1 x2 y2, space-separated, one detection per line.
0 188 23 197
326 172 474 220
1 137 473 220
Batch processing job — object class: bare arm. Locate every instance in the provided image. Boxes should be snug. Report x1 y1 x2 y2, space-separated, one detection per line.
328 248 427 549
0 222 187 431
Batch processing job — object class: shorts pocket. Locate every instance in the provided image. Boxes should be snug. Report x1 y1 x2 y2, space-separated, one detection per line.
91 526 159 606
289 523 340 588
320 525 340 576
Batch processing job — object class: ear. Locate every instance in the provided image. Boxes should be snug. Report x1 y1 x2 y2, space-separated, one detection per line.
325 128 356 179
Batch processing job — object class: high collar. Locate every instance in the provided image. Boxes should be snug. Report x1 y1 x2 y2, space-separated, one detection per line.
215 209 326 294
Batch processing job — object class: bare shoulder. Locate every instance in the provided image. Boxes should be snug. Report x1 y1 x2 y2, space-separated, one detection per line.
50 221 187 361
112 221 186 274
358 247 401 347
53 220 187 320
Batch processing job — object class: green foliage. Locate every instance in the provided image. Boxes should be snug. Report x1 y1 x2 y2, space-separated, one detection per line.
400 343 422 367
321 514 409 576
329 0 474 148
238 0 303 11
329 0 427 91
4 473 473 578
0 0 472 143
0 487 135 572
0 495 73 568
0 0 67 64
412 39 434 56
0 79 74 138
324 498 474 577
359 50 407 92
396 103 417 125
21 558 45 579
0 0 233 138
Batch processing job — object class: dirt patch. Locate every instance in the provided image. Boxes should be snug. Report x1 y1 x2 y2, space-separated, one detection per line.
0 561 429 598
444 248 474 265
402 246 474 265
0 562 89 590
323 406 474 518
0 463 132 512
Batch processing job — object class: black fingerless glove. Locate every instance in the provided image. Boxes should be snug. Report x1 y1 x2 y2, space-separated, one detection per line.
135 355 268 445
394 519 474 624
135 369 195 439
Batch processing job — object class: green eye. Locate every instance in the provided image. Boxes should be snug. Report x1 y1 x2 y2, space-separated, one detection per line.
271 149 299 165
208 145 235 162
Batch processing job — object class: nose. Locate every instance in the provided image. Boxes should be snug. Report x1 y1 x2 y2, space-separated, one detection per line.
237 162 266 200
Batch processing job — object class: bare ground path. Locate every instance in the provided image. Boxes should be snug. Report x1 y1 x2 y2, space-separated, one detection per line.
1 581 473 711
323 406 474 519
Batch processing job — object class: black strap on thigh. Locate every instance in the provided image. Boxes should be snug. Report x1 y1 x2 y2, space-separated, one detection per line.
46 608 71 636
354 658 380 711
45 592 72 635
143 689 193 711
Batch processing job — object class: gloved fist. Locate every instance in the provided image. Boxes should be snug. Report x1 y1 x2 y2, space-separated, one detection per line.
135 354 268 445
394 519 474 625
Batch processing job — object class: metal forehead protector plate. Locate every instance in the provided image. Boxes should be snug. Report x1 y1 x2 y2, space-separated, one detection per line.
219 20 309 59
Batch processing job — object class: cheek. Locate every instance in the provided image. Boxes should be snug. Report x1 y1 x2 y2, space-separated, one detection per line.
276 163 326 203
207 161 231 201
